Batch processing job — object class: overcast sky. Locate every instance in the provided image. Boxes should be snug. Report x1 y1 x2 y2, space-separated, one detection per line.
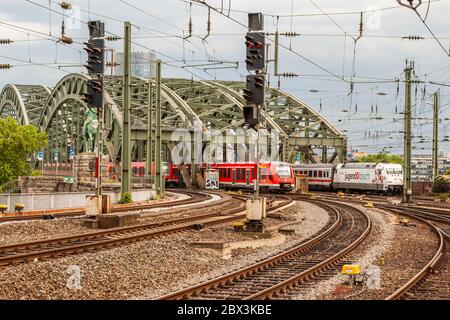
1 0 450 155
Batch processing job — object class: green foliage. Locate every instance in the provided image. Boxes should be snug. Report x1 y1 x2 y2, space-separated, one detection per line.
437 192 450 201
445 170 450 176
434 175 450 193
119 192 132 204
30 170 42 177
0 117 47 186
356 153 404 165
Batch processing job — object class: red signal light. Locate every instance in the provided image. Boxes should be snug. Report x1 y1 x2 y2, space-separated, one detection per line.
246 41 254 49
255 42 263 49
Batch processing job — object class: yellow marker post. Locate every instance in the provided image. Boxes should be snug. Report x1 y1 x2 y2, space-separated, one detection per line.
364 201 374 208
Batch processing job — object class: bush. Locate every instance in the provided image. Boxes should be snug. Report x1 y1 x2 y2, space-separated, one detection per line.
437 192 450 201
433 176 450 193
30 170 42 177
119 192 132 204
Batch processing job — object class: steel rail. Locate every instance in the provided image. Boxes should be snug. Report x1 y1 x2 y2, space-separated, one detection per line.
159 199 371 300
0 195 292 267
384 206 445 300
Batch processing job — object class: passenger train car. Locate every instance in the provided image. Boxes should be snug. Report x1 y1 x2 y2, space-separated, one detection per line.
293 164 334 190
205 162 295 192
110 161 295 192
293 163 403 194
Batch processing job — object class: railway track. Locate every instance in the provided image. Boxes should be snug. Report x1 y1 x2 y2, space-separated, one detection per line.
307 193 450 300
0 194 292 267
0 189 210 224
312 191 450 210
380 206 448 300
159 199 371 300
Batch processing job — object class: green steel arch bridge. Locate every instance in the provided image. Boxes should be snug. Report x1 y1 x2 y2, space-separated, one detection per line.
0 73 347 171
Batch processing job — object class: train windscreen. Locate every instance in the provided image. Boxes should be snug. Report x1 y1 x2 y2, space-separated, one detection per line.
276 166 291 178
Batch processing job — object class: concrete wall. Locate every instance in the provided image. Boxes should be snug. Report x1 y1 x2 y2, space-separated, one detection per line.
412 182 434 196
0 189 156 212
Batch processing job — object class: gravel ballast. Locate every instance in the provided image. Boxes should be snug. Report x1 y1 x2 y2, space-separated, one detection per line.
0 201 330 300
289 202 439 300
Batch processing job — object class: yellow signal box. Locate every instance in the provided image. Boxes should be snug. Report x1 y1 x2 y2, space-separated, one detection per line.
342 264 361 275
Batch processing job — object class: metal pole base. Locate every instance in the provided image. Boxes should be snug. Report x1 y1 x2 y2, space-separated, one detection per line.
245 220 265 233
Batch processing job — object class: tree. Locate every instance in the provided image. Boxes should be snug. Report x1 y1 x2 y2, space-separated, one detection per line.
434 175 450 193
0 117 47 186
356 153 404 165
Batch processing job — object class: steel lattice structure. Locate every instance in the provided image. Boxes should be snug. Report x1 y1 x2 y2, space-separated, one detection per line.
0 73 347 167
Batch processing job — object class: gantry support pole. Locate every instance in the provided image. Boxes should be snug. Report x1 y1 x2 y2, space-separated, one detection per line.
322 146 327 164
432 91 440 181
96 104 103 197
403 62 414 204
155 60 163 198
146 71 153 178
121 21 132 197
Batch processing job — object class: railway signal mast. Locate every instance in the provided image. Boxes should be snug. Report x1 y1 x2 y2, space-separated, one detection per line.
244 13 267 233
83 21 105 198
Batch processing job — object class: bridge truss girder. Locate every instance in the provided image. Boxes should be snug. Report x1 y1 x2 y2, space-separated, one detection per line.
0 84 51 126
0 73 347 167
214 80 347 163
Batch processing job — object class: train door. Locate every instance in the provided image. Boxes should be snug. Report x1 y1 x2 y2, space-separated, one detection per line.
232 169 236 185
246 169 251 186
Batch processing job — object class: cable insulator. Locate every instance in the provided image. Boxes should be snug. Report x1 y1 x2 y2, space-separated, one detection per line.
283 32 299 37
106 62 120 67
281 72 298 78
402 35 424 41
106 36 121 42
0 39 13 45
0 64 12 70
60 36 73 44
60 2 72 10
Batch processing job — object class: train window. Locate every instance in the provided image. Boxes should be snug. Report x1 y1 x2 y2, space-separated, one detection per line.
308 171 313 177
313 171 317 178
260 169 267 180
318 171 323 178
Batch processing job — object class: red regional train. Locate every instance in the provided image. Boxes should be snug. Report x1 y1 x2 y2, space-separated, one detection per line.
109 161 295 192
205 162 295 192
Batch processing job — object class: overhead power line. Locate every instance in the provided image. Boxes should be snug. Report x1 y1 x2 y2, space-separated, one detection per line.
23 0 216 81
187 0 349 84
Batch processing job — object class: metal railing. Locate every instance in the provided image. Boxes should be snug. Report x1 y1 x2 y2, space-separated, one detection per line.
0 180 19 194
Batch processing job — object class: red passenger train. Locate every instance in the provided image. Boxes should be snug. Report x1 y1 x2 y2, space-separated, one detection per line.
109 161 295 192
205 162 295 192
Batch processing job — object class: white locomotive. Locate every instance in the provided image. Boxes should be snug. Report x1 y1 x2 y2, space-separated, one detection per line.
293 163 403 195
